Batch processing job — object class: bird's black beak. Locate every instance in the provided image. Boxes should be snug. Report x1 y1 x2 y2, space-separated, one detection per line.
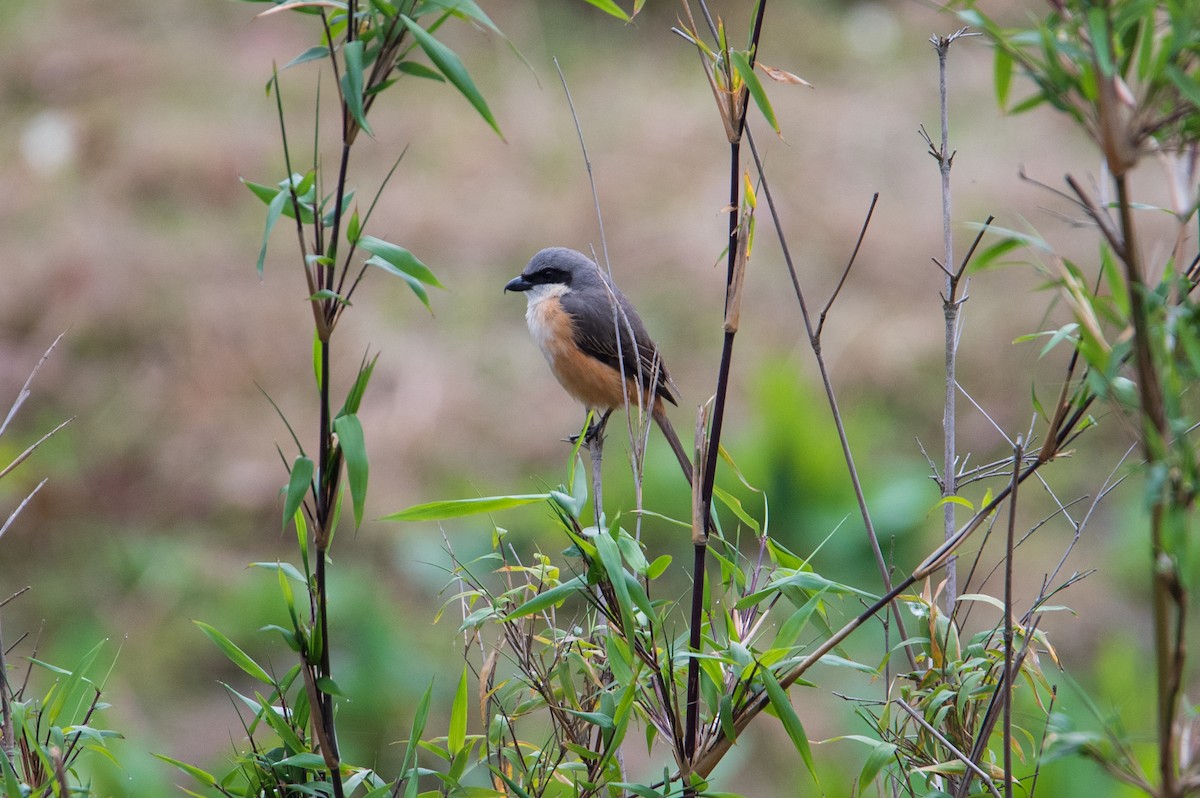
504 275 532 293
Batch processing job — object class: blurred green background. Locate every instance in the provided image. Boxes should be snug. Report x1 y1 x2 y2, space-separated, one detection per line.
0 0 1179 795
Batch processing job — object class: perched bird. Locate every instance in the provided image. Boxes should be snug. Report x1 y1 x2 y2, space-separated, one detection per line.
505 247 693 484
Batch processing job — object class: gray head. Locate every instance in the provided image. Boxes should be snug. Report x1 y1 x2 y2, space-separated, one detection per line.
503 247 610 297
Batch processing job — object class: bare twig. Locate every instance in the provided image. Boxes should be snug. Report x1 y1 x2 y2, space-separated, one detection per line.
929 29 970 614
816 193 878 338
745 126 917 671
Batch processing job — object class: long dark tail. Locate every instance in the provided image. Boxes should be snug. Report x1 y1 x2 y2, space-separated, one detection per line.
652 404 694 486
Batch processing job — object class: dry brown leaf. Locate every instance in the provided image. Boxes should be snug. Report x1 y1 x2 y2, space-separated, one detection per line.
758 62 813 88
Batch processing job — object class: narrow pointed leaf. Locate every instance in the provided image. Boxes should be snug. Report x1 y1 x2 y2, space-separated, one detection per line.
333 414 368 528
503 575 587 620
283 455 314 530
341 40 374 136
194 621 274 685
760 667 819 784
339 352 378 417
396 61 446 81
383 493 549 521
152 755 219 788
253 186 290 275
359 235 443 286
285 45 332 69
400 681 434 776
413 0 501 33
577 0 629 20
857 739 899 794
596 532 635 633
399 16 503 137
994 47 1013 109
731 50 779 133
449 667 468 756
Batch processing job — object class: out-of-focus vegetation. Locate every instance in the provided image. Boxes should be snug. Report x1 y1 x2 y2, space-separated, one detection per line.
1 0 1193 795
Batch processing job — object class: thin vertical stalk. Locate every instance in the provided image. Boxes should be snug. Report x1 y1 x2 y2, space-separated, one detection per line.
315 337 345 798
0 618 11 763
1115 168 1180 798
929 29 971 614
683 0 767 770
1002 437 1022 798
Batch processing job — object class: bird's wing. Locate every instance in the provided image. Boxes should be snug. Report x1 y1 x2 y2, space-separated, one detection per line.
560 286 679 406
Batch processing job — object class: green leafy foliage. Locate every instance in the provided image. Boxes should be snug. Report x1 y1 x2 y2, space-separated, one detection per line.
0 644 122 798
958 0 1200 156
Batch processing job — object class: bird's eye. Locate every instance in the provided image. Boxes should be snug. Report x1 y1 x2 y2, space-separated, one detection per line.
533 267 569 285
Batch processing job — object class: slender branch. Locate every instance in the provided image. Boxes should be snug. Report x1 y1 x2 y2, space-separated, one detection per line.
816 193 878 339
1002 437 1022 798
931 29 967 614
0 615 10 760
745 127 916 671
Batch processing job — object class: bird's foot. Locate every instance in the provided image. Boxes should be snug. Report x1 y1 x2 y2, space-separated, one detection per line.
565 410 613 448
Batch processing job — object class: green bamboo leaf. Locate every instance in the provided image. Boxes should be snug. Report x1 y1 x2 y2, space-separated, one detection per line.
713 485 760 534
449 667 468 756
399 16 503 138
503 575 587 620
339 351 378 417
359 235 443 310
645 554 672 580
255 690 307 752
243 178 281 205
333 414 368 529
934 494 975 512
736 568 876 609
309 289 347 305
249 561 307 584
760 668 819 784
396 61 446 81
771 588 827 651
604 634 633 685
494 771 536 798
731 50 779 134
283 455 314 531
384 493 549 521
994 47 1014 109
341 40 374 136
1086 7 1114 77
253 184 289 275
577 0 630 20
563 708 615 729
285 45 332 70
41 642 102 726
152 755 219 788
596 531 635 632
357 234 439 279
1038 323 1081 358
413 0 501 33
194 621 274 685
857 739 899 794
399 681 433 777
277 752 327 769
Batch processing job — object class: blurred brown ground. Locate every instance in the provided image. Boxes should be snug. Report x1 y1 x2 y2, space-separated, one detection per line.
0 1 1176 794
